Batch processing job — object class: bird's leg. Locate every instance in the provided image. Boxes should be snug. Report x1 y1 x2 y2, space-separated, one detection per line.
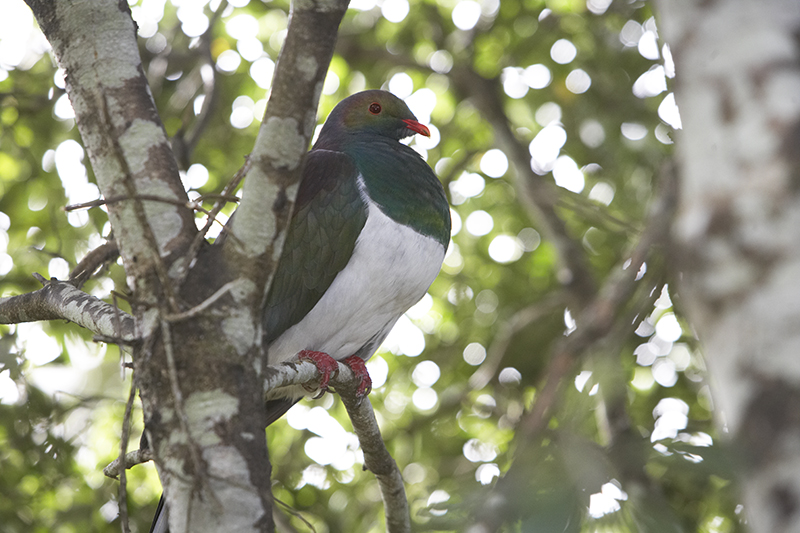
342 355 372 397
298 350 339 393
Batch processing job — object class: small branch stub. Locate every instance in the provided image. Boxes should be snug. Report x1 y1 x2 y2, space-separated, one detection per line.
104 448 154 479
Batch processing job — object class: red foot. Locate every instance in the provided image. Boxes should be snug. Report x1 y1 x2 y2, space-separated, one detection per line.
342 355 372 397
298 350 339 392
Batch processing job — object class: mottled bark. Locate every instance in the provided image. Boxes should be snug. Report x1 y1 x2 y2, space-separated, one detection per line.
21 0 350 531
659 1 800 531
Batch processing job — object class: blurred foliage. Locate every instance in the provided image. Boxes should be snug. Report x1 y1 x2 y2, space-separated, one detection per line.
0 0 744 532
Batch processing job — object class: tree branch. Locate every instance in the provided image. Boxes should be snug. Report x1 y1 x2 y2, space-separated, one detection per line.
265 360 411 533
26 0 197 298
0 275 135 341
222 0 350 298
103 359 410 532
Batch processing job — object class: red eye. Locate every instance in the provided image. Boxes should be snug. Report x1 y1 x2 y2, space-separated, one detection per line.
369 102 382 115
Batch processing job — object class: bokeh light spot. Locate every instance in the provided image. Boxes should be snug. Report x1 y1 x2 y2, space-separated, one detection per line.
550 39 577 64
523 64 551 89
382 0 409 23
552 155 585 193
452 0 482 31
465 210 493 237
480 149 508 178
463 342 487 366
488 235 524 263
565 69 591 94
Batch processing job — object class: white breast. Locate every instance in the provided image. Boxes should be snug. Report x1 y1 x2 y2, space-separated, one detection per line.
266 187 446 366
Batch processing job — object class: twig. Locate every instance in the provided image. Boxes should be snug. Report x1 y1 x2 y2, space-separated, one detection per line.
274 498 316 533
69 240 120 289
180 157 251 289
163 280 242 322
118 378 138 533
93 334 138 346
64 194 198 213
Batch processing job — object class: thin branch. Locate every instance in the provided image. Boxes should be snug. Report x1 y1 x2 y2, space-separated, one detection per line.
118 378 137 533
265 360 411 533
69 240 119 289
263 360 336 394
176 157 251 292
64 194 200 213
339 391 410 533
273 501 313 533
163 280 243 322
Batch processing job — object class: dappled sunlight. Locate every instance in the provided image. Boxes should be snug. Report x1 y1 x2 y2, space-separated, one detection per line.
451 1 481 31
479 149 509 178
588 481 628 519
0 0 743 530
550 39 578 65
488 234 524 263
465 209 493 236
381 0 409 23
651 398 689 442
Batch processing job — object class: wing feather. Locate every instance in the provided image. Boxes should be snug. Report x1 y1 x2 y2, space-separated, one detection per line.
262 149 368 347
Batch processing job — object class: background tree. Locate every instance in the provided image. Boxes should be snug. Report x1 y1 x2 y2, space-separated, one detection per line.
1 0 784 532
659 1 800 532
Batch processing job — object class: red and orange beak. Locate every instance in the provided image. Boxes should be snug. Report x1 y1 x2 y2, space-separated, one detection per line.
402 119 431 137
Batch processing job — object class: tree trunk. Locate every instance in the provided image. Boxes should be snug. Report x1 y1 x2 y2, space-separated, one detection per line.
23 0 348 530
659 1 800 531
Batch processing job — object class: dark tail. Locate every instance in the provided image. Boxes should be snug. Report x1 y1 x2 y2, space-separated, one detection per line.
148 494 168 533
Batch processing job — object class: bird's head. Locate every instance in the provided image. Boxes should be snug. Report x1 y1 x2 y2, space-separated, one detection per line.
317 90 430 147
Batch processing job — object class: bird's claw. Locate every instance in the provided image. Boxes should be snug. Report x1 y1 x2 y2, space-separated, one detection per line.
297 351 372 399
342 355 372 397
298 350 339 393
